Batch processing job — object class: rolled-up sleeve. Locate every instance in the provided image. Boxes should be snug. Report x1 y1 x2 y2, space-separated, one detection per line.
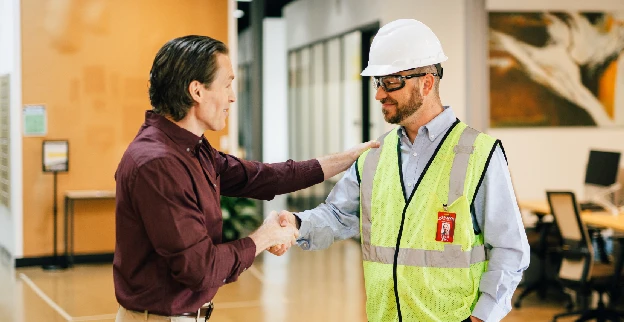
131 158 255 291
215 150 324 200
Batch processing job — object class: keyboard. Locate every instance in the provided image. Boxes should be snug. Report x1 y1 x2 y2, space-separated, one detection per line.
579 202 605 212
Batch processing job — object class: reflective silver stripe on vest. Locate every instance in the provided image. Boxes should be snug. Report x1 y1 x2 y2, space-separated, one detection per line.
447 127 480 206
362 244 487 268
361 131 391 246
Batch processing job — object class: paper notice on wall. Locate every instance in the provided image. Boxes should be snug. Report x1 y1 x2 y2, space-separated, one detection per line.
43 140 69 172
23 105 47 136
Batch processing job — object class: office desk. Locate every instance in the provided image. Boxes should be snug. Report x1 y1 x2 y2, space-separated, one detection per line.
518 200 624 311
518 200 551 216
519 200 624 229
64 190 116 267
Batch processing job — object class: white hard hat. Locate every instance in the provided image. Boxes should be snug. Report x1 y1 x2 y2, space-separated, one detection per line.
361 19 448 77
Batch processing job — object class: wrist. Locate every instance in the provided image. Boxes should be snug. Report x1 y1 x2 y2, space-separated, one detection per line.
249 230 270 256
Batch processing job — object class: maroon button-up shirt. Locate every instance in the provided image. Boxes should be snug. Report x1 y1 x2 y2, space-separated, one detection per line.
113 111 323 315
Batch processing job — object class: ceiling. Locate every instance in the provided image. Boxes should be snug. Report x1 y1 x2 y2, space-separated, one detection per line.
236 0 295 33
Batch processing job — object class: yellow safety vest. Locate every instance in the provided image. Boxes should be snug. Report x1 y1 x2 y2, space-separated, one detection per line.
357 121 498 322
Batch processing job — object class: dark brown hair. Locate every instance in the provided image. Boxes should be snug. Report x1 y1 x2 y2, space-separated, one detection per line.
148 35 229 121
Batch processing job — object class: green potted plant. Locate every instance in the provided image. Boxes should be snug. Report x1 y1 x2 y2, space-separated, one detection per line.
220 196 262 242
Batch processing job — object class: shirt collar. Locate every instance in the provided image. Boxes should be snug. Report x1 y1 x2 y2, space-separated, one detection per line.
144 110 205 153
398 106 456 142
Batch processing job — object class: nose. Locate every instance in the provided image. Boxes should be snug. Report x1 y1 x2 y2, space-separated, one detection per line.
229 87 236 103
374 86 387 101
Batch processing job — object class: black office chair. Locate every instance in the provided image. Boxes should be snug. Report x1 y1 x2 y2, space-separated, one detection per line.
547 191 624 322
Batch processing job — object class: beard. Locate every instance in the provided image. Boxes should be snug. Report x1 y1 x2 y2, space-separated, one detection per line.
381 89 423 124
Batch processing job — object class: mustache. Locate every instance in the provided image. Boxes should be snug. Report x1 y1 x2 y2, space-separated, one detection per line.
380 98 397 104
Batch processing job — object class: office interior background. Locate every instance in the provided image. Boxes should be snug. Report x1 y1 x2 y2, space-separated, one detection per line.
1 0 624 321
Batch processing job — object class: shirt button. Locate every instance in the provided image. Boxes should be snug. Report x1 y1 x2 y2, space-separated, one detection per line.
243 267 247 271
199 140 203 144
407 183 412 187
186 148 190 152
430 135 435 140
413 153 417 157
223 279 226 283
213 183 216 187
302 241 309 248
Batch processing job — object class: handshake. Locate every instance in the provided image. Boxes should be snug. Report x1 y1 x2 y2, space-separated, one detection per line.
248 210 299 257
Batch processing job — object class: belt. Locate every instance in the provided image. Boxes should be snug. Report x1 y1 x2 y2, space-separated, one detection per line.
177 302 214 321
127 302 214 321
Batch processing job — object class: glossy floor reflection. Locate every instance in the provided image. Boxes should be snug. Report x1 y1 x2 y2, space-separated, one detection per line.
0 239 602 321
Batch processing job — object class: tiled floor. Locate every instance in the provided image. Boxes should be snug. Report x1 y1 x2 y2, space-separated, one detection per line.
0 239 609 321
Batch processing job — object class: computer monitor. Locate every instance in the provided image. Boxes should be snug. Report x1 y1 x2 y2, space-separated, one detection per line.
582 150 622 214
584 150 621 187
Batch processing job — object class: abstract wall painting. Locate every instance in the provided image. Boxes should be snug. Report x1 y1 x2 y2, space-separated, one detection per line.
489 12 624 127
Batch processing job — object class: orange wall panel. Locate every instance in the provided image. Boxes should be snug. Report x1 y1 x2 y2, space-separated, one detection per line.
21 0 230 257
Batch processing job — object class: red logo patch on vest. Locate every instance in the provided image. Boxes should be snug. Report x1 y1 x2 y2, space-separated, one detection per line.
435 212 456 243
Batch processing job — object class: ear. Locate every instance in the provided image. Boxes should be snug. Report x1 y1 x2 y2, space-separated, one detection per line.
188 80 203 103
421 74 435 97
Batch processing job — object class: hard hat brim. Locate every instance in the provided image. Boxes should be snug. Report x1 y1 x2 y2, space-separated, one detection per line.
360 65 402 77
360 55 448 77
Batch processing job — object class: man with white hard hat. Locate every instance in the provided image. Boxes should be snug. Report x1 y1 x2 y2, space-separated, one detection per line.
272 19 530 322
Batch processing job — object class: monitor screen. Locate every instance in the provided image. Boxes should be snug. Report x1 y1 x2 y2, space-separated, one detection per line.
584 150 621 187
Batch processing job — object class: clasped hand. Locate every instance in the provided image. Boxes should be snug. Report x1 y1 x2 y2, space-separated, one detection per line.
266 210 298 256
261 211 298 252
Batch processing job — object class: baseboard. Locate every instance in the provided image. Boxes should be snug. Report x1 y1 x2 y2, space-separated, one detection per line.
15 252 114 268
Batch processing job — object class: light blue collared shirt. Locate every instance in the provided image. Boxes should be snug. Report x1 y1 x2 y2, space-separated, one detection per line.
296 107 530 322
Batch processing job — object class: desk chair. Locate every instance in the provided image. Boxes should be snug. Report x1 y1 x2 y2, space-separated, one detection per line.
547 191 624 322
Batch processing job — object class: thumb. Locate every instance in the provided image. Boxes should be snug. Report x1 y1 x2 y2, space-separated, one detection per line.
278 212 288 227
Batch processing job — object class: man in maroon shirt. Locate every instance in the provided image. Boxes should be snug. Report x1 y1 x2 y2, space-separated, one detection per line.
114 35 378 321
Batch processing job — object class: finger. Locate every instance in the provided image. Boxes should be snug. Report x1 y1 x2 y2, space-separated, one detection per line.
368 140 381 148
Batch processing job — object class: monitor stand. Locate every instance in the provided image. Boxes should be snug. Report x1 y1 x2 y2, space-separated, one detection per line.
584 183 622 215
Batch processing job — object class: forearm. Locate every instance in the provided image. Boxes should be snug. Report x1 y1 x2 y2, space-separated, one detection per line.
220 157 324 199
317 153 358 180
297 203 360 250
472 254 525 321
162 238 256 290
316 140 380 180
249 229 280 256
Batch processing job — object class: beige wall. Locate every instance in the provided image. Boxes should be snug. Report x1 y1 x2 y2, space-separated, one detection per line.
21 0 230 257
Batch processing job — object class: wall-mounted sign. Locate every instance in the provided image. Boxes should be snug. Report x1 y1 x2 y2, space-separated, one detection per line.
23 105 47 136
42 140 69 172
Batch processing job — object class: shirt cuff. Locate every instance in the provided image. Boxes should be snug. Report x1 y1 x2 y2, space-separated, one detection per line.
295 213 312 250
235 237 256 273
304 159 324 187
472 294 508 322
